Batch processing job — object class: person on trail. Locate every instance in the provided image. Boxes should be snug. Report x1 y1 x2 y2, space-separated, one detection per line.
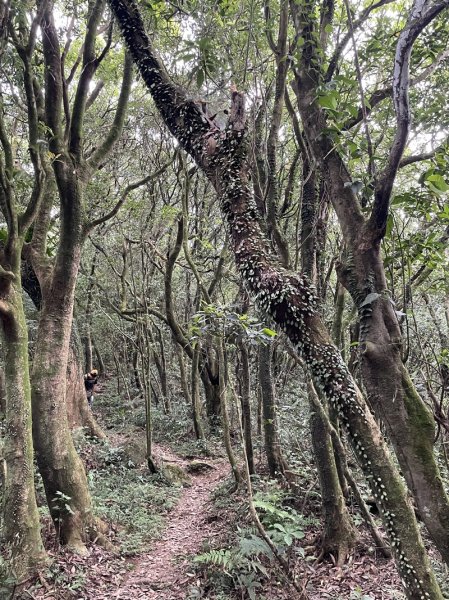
84 369 98 408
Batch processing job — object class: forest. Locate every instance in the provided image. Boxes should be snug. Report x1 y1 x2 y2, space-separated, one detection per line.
0 0 449 598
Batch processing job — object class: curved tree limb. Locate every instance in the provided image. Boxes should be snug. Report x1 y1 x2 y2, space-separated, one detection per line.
369 0 449 238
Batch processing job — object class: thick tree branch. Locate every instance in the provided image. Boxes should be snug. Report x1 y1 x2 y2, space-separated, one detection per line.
108 0 210 164
87 51 133 172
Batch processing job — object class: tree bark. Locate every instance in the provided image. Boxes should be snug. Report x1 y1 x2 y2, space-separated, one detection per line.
308 382 357 565
1 262 47 578
258 344 288 477
239 342 255 475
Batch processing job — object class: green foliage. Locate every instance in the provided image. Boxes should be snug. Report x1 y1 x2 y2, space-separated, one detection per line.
193 484 309 599
75 433 180 556
190 304 277 347
52 490 75 518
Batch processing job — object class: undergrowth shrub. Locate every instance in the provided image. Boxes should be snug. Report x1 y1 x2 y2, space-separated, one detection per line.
74 430 181 555
192 480 317 599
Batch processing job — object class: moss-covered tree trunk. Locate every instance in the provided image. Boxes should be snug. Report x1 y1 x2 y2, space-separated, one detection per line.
107 1 444 595
31 242 101 552
21 258 104 439
27 0 130 550
1 262 47 578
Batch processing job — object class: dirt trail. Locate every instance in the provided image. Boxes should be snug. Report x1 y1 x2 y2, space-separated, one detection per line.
112 445 229 599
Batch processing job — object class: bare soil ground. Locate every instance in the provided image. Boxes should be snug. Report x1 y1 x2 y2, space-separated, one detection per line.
108 445 228 600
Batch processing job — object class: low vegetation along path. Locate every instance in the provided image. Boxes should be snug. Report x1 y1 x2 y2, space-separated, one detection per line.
112 445 228 599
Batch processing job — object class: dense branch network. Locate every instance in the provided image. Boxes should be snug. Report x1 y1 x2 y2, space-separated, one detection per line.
107 0 444 596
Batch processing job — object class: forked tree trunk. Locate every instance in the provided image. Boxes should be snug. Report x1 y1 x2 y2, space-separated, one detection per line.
29 0 130 550
108 2 444 596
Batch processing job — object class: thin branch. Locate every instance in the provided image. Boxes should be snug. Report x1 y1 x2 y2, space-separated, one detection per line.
86 80 105 110
342 45 449 131
325 0 396 83
85 157 173 232
399 134 449 168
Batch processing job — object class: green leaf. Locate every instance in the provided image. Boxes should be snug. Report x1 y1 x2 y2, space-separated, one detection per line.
385 214 394 237
262 327 277 337
196 67 205 88
318 92 338 111
428 174 449 191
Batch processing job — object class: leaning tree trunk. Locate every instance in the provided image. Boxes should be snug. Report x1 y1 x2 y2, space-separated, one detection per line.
107 2 443 596
0 257 47 578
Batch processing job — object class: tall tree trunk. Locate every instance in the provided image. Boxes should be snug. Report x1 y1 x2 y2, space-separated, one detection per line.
259 344 288 477
308 383 356 564
191 341 206 440
31 255 103 552
239 342 255 475
30 0 131 551
218 339 240 486
301 161 356 564
1 264 47 578
107 3 444 596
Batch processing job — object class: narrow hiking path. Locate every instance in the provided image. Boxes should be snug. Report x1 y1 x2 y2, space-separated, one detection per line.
110 444 229 600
